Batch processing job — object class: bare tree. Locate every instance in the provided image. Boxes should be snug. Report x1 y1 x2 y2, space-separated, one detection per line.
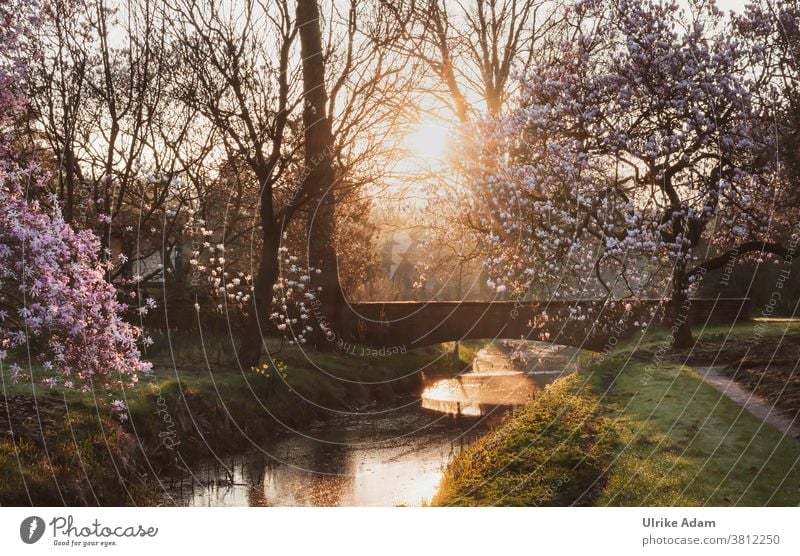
166 0 418 364
297 0 341 349
380 0 563 121
28 0 199 291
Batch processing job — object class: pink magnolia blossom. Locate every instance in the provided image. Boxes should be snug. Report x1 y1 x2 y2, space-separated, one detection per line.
1 0 150 391
467 0 792 309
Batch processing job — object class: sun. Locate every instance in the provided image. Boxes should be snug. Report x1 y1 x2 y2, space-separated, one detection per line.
401 123 451 164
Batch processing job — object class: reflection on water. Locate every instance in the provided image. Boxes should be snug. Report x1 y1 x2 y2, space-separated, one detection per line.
163 340 580 507
421 341 580 416
164 410 495 507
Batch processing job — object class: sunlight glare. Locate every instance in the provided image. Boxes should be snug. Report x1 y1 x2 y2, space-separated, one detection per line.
402 123 451 164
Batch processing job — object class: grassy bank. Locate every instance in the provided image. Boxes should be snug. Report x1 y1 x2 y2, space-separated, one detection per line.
0 334 474 506
434 320 800 506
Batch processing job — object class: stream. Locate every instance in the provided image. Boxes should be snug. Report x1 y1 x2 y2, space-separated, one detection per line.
161 340 581 507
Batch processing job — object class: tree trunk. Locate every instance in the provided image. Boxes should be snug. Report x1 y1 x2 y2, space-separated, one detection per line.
669 263 693 348
297 0 343 351
63 144 76 223
237 228 281 370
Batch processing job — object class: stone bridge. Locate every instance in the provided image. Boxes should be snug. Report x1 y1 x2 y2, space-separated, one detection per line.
336 298 750 352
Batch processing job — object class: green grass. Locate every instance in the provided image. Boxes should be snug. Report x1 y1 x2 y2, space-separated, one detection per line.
435 320 800 506
0 334 457 505
425 340 490 374
433 372 614 506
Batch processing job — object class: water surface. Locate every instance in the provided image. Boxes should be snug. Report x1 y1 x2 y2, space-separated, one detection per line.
163 340 580 506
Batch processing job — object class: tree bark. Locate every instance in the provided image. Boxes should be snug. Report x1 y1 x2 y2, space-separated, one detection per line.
670 260 693 348
238 220 281 370
297 0 343 351
232 3 296 370
687 241 788 278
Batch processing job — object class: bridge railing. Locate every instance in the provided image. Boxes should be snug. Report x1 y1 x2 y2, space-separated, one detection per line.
333 297 750 351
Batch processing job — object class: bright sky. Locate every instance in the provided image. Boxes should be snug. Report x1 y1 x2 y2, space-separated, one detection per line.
381 0 756 214
715 0 749 11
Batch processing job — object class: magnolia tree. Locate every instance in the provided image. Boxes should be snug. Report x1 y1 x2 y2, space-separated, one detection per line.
0 0 151 397
735 0 800 188
472 0 795 345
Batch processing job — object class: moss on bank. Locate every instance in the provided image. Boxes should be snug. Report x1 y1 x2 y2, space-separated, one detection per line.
0 337 469 506
434 320 800 506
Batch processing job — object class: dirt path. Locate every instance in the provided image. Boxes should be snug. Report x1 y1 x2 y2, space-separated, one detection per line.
698 365 800 441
